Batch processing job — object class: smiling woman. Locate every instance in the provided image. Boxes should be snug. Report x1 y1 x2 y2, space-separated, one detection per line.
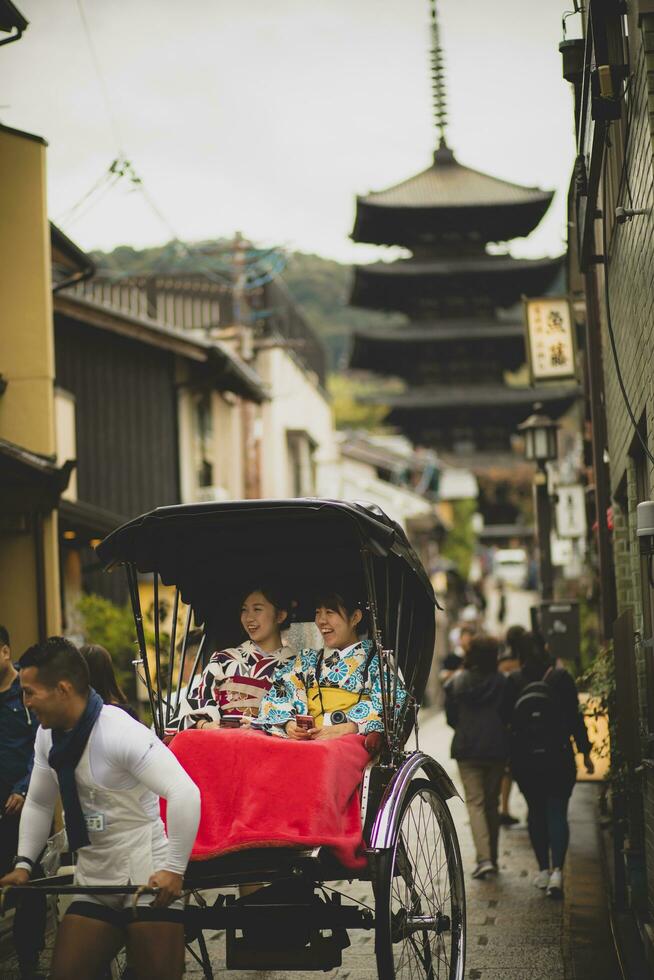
164 587 296 736
256 589 408 742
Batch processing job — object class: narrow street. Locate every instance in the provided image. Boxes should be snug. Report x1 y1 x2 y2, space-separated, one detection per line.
0 709 621 979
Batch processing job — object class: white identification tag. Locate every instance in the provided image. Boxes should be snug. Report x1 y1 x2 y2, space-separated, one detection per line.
84 812 106 832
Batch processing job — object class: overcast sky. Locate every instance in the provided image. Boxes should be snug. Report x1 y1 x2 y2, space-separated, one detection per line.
2 0 577 263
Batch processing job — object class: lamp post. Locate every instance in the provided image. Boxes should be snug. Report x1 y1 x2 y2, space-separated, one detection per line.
518 404 560 602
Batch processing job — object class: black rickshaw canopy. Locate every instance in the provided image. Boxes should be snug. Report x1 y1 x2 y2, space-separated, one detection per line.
96 498 437 721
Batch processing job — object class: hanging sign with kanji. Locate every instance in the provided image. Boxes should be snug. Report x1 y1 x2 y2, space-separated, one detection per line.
556 484 587 538
524 297 577 382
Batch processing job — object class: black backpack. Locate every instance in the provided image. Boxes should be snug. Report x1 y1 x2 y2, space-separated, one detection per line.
510 671 567 769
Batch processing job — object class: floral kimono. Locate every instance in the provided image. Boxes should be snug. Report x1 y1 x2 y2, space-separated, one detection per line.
165 640 295 735
255 639 407 736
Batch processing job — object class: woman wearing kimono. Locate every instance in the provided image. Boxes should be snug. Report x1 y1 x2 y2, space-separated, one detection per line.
165 588 294 736
255 591 407 740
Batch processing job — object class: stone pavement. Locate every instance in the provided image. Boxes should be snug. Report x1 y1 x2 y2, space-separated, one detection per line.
0 709 620 979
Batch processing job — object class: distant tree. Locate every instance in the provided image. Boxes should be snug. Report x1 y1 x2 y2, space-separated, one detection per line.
441 499 478 581
76 594 138 702
91 241 406 373
328 374 392 430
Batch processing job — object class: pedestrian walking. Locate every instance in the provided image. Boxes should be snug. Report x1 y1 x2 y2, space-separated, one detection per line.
440 623 475 683
0 636 201 980
497 582 507 626
0 624 47 979
504 631 594 898
80 643 139 719
445 633 508 880
497 624 526 827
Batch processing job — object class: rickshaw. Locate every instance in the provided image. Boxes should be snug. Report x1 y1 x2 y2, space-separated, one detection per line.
11 498 467 979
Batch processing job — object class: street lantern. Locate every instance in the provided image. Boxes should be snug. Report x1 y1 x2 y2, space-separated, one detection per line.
517 404 560 603
518 404 560 466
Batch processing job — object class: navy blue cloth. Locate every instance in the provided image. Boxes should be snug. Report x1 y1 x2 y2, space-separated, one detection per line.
0 668 37 800
521 788 571 870
48 689 103 852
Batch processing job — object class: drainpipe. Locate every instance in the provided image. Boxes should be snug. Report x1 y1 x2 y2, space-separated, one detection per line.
33 511 47 644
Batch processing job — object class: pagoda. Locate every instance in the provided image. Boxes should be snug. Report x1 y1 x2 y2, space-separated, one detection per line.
349 0 578 461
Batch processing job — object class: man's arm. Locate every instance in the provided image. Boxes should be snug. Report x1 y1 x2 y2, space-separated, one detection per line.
15 742 58 872
121 733 201 873
110 721 200 907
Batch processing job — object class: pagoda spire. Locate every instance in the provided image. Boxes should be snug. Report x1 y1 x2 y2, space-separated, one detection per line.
429 0 449 153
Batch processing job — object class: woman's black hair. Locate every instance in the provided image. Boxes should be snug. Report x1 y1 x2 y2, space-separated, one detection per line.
504 623 526 655
464 634 500 674
241 586 290 627
516 631 553 681
314 590 369 636
79 644 127 705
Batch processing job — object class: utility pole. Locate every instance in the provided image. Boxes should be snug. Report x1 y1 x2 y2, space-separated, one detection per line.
233 233 262 499
534 466 554 602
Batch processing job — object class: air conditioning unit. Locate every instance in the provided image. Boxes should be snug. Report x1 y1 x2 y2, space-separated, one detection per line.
194 485 231 503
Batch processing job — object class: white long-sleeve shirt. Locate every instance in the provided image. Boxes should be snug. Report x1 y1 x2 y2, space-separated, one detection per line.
18 705 200 876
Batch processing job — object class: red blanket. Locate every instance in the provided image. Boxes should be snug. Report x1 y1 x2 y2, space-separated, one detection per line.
162 729 371 870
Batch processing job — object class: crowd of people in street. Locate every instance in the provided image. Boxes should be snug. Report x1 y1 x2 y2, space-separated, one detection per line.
443 620 593 896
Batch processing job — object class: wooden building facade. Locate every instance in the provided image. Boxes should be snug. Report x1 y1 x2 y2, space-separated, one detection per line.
52 289 267 618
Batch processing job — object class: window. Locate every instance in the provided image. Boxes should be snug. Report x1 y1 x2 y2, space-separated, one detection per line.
286 430 316 498
194 393 214 489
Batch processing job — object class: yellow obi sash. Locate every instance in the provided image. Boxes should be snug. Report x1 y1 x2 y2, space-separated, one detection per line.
306 686 361 729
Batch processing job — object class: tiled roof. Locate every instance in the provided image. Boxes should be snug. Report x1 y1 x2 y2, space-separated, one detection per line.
362 383 581 410
351 319 524 343
358 254 561 277
359 148 553 210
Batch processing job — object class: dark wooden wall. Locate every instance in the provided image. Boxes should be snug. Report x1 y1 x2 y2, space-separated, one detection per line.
55 314 180 519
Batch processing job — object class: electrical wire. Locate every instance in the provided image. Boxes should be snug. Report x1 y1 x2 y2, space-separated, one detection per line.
70 0 286 297
62 171 125 228
601 97 654 468
54 159 121 224
74 0 124 153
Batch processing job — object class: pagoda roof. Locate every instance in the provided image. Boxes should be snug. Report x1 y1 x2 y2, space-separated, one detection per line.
351 254 562 314
366 382 581 413
352 147 554 247
350 319 525 374
372 383 581 450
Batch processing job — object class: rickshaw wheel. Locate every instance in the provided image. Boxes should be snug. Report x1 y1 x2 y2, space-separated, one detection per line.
375 779 465 980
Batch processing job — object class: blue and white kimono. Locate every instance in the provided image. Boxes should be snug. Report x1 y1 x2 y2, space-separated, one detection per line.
255 639 407 736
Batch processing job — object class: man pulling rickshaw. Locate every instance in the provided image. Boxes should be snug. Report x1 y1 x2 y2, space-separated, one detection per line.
0 637 200 980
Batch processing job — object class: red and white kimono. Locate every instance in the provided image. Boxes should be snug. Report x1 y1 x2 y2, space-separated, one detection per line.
165 641 295 735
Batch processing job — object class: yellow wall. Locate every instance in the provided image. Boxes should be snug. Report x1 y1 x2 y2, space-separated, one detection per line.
1 533 38 656
0 126 61 648
0 128 55 455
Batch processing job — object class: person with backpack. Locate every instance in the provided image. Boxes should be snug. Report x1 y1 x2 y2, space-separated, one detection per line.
444 634 508 880
503 631 593 898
